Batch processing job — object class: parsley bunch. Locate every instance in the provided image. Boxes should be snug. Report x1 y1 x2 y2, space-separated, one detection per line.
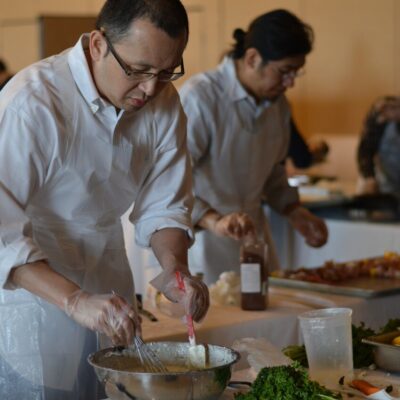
234 362 341 400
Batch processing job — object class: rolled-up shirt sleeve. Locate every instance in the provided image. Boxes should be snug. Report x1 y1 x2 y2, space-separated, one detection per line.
0 107 49 289
130 91 194 247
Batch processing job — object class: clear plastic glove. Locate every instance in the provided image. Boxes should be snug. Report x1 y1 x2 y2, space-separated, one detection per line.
64 290 140 346
150 269 209 322
356 176 379 195
287 206 328 247
213 212 256 241
232 337 292 372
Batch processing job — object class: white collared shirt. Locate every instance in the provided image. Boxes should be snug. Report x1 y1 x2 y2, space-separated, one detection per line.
179 56 299 283
0 34 193 289
179 56 298 224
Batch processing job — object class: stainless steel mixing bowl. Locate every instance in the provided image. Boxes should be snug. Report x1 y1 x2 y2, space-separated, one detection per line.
88 341 240 400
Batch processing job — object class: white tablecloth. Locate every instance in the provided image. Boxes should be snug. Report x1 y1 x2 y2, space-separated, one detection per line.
101 288 400 399
142 287 400 349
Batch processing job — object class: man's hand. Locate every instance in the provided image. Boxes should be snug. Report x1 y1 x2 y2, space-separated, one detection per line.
9 261 140 346
308 139 329 164
374 96 400 123
287 206 328 247
356 176 379 195
199 210 256 241
150 269 209 322
150 228 210 322
64 290 140 346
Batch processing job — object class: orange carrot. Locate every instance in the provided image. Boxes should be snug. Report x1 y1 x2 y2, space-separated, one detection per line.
351 379 381 395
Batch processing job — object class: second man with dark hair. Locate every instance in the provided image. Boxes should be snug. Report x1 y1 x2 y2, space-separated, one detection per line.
180 9 328 284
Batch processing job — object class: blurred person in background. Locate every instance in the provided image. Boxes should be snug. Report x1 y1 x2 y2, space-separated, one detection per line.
0 58 13 90
287 116 329 170
179 9 328 285
0 1 209 399
357 96 400 196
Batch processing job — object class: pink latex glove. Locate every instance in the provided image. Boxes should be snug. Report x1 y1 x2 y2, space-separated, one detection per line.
150 269 209 322
64 290 140 346
287 206 328 248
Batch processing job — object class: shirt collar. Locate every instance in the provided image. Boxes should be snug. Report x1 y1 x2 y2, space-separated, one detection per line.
219 56 272 112
67 34 106 114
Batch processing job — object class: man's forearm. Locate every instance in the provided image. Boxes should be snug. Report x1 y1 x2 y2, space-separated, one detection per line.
9 260 80 309
150 228 191 273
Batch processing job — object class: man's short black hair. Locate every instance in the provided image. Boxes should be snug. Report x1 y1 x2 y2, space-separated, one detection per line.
96 0 188 43
0 59 7 73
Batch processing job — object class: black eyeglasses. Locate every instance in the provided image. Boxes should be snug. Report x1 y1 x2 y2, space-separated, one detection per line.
101 29 185 82
273 66 306 81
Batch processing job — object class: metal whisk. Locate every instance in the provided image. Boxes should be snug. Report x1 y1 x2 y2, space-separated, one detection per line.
133 336 168 373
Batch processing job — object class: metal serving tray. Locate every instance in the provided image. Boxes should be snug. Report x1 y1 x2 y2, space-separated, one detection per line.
269 276 400 298
362 331 400 372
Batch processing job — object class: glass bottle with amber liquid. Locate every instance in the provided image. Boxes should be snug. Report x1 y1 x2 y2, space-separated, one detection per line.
240 237 268 311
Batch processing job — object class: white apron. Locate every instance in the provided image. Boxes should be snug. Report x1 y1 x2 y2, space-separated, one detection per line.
0 55 136 400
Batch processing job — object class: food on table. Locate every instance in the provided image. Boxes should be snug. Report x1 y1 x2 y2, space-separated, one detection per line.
209 271 241 306
101 349 209 372
272 252 400 284
351 322 376 368
282 344 308 367
380 318 400 333
350 379 380 396
234 362 342 399
391 336 400 346
283 320 400 369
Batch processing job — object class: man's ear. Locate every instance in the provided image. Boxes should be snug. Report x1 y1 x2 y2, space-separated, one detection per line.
89 30 106 61
243 47 263 70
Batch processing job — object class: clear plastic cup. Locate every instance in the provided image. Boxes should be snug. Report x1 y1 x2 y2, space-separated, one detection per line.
298 307 353 386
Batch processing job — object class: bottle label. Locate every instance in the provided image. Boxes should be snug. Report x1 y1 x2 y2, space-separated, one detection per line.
240 263 261 293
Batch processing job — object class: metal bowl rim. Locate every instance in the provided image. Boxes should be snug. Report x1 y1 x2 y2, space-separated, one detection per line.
362 330 400 350
87 341 241 376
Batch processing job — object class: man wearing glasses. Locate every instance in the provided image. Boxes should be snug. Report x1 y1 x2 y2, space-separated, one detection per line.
180 9 328 285
0 0 208 399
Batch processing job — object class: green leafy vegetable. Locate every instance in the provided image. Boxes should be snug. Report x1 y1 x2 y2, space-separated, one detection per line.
282 344 308 367
352 322 375 368
351 319 400 367
234 362 341 400
379 319 400 334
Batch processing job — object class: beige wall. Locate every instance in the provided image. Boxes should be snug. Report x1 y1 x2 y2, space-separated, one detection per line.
0 0 398 137
182 0 400 137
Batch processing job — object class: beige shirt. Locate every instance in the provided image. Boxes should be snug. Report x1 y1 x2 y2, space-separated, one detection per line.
180 57 299 284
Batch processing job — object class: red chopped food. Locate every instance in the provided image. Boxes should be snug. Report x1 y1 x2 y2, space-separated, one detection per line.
277 252 400 284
